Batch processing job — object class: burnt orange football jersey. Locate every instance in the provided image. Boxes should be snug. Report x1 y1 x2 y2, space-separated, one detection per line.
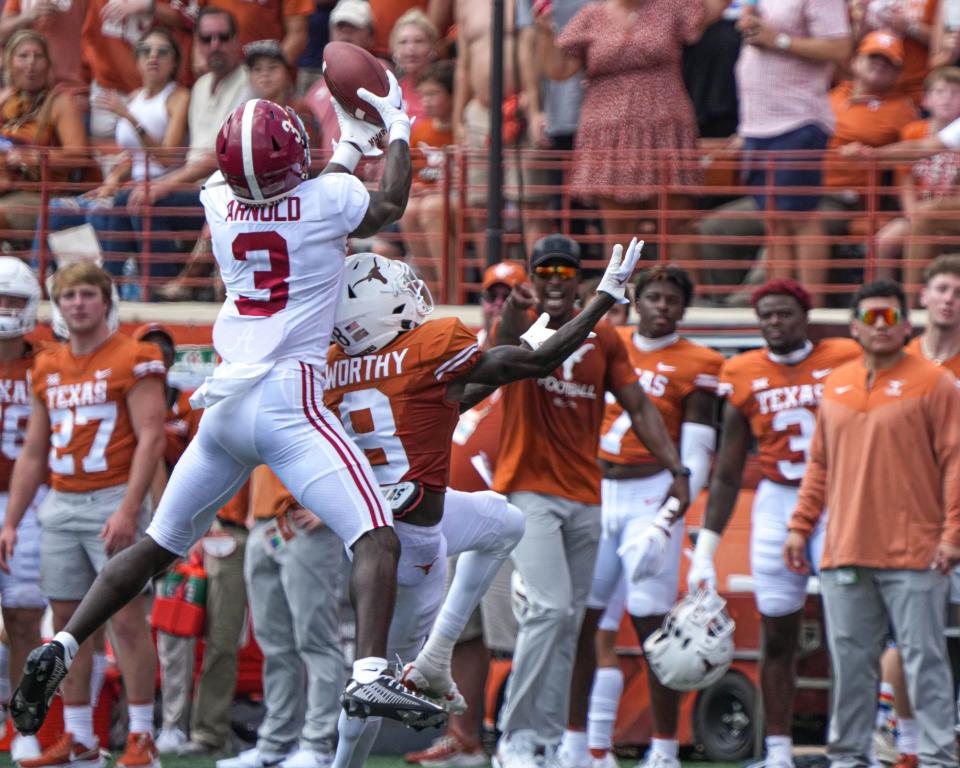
0 343 46 491
492 319 635 504
906 335 960 377
323 317 482 492
719 338 861 486
448 389 503 493
32 334 166 493
164 388 201 469
598 331 723 465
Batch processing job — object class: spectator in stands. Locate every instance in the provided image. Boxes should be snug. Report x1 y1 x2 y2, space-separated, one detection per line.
81 0 196 143
390 8 436 123
369 0 451 61
216 466 345 768
531 0 729 260
0 0 88 93
851 0 938 106
204 0 311 65
245 39 315 137
38 28 190 292
398 60 453 292
0 30 88 247
786 279 960 768
682 2 742 139
87 6 249 300
734 0 852 289
294 1 336 96
700 31 915 298
875 67 960 279
929 1 960 70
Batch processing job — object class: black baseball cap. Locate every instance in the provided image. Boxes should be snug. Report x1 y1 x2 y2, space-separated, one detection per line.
530 235 581 270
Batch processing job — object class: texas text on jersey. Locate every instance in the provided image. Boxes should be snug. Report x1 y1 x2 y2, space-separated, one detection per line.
201 169 370 367
718 337 861 485
323 317 482 492
599 329 723 464
0 344 43 490
32 334 166 493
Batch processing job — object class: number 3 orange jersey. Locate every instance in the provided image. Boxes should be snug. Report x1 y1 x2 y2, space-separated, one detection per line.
598 331 723 464
323 317 482 492
0 343 47 491
32 334 166 493
718 337 861 485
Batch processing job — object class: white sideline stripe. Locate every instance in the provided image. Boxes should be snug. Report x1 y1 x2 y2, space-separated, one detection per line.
241 100 263 201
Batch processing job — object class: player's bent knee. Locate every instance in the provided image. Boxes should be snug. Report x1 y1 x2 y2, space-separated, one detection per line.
395 522 445 588
352 525 401 562
487 501 525 558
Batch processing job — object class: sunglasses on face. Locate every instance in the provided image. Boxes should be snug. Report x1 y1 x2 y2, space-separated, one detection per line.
135 44 173 57
482 286 511 303
856 307 902 326
533 264 578 280
198 31 232 44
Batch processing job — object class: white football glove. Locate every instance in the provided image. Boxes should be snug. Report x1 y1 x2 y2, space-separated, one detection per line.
331 97 386 157
685 528 720 594
617 498 679 582
357 70 412 144
519 312 597 351
597 237 644 304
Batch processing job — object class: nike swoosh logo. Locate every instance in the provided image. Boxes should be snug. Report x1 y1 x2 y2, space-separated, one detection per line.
834 385 852 394
812 369 832 379
656 363 676 372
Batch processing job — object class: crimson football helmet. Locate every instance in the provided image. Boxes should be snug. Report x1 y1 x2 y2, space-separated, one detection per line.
216 99 311 205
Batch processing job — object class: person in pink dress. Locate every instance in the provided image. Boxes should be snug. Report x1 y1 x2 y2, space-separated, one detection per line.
533 0 730 260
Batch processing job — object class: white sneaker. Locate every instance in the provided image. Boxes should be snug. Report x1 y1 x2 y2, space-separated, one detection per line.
547 743 590 768
592 753 618 768
216 747 293 768
11 734 42 762
279 750 333 768
492 732 540 768
634 752 680 768
155 728 187 755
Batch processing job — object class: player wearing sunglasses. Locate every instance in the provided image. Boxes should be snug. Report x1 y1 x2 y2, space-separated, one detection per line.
786 280 960 768
689 279 860 768
490 235 690 768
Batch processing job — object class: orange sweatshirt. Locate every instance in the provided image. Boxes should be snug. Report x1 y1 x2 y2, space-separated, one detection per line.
790 353 960 570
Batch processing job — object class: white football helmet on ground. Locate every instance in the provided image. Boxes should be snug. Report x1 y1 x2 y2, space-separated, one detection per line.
333 253 434 355
642 588 735 691
0 258 39 338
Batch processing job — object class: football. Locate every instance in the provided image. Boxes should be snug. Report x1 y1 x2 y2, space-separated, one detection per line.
322 41 390 126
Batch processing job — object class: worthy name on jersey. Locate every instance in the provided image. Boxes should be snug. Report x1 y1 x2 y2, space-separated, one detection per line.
754 383 825 415
224 197 302 223
324 348 409 389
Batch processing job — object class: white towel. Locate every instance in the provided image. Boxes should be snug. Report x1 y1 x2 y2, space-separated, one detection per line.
189 361 274 409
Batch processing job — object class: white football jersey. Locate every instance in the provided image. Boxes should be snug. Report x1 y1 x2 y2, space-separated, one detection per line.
201 170 370 364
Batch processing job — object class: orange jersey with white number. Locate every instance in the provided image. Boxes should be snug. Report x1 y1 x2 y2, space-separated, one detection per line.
0 343 46 491
718 338 861 486
323 318 482 492
905 335 960 377
598 332 723 464
32 334 166 493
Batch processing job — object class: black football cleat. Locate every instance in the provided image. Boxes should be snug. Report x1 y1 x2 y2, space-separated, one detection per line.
10 641 68 735
341 673 448 731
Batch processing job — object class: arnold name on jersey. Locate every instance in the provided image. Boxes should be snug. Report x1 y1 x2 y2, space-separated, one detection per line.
224 197 302 223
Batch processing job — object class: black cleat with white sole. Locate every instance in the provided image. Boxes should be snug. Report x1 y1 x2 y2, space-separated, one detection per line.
341 673 448 730
10 641 68 735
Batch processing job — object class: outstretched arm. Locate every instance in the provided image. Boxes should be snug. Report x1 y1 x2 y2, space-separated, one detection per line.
352 139 412 238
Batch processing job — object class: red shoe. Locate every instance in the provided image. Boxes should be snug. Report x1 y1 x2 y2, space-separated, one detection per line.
117 733 161 768
404 734 487 767
17 732 104 768
893 754 918 768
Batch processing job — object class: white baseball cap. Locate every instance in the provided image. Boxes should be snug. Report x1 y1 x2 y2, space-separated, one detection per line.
330 0 374 29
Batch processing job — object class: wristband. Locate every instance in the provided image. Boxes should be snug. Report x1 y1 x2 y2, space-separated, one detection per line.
388 120 411 145
330 141 361 172
693 528 721 558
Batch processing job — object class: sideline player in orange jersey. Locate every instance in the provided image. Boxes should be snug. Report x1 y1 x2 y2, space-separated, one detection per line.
0 263 168 768
555 266 724 768
688 280 860 768
323 238 647 768
0 259 47 764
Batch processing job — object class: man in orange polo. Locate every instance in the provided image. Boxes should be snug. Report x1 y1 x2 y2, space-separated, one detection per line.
786 280 960 768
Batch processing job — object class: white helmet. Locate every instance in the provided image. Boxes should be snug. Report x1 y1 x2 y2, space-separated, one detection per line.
0 258 40 339
333 253 434 355
642 589 735 691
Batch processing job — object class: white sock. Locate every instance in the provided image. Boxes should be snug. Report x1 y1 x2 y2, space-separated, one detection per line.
0 642 11 703
560 728 588 762
128 702 154 735
876 682 896 728
898 718 918 755
652 738 678 759
416 631 456 680
351 657 387 685
64 704 95 748
332 709 382 768
766 735 793 764
431 549 504 641
587 666 623 751
53 632 79 668
89 652 107 707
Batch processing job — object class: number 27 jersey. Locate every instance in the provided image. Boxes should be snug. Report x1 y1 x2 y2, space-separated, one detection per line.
718 338 861 485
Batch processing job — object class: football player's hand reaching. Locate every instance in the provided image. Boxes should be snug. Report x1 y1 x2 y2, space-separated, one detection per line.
358 70 411 144
598 238 644 304
332 98 386 157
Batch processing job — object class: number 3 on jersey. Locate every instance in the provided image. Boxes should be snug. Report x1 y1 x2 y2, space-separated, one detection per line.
232 232 290 317
335 389 410 484
772 407 816 481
